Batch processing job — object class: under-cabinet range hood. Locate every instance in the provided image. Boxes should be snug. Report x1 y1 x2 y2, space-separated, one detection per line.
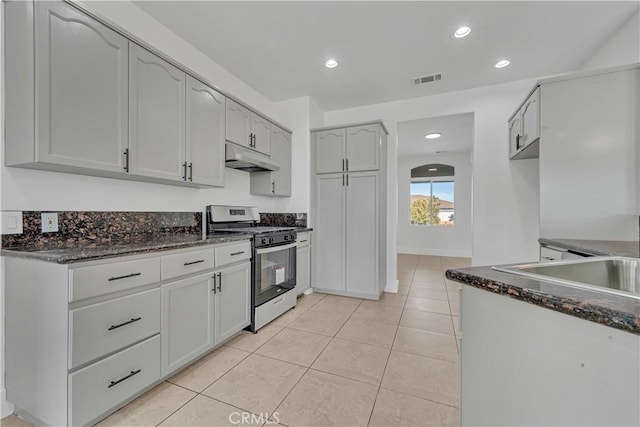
225 143 279 172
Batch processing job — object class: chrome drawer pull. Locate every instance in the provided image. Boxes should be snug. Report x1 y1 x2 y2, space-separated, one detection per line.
108 369 141 389
108 317 142 331
299 240 308 243
183 259 205 266
108 272 141 282
230 251 245 256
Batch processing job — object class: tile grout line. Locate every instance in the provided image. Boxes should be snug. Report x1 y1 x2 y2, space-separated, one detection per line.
268 297 364 424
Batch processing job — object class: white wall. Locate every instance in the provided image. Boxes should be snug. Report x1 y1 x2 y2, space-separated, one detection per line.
580 9 640 70
324 78 541 269
398 151 473 257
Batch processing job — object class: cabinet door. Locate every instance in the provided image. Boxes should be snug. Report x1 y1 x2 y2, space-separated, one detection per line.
161 273 214 376
521 87 540 147
346 172 378 296
508 114 521 156
215 262 251 344
314 174 346 291
296 245 311 295
35 2 128 172
346 124 379 172
129 44 186 181
271 126 292 196
225 99 251 148
314 129 345 173
186 76 225 187
251 114 271 155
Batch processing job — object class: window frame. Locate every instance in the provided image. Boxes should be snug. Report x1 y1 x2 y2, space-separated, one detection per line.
409 177 455 227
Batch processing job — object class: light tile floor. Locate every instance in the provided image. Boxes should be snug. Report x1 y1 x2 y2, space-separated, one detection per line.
1 255 467 427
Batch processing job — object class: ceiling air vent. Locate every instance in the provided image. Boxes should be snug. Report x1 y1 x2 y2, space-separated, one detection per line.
411 73 442 86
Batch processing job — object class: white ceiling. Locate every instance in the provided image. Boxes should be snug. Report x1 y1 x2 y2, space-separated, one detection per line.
133 1 638 111
397 113 474 158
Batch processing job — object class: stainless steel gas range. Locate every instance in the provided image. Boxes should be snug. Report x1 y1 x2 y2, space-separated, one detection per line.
206 205 297 332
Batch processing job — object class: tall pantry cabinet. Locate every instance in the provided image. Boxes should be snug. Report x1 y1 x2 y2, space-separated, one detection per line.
311 122 388 299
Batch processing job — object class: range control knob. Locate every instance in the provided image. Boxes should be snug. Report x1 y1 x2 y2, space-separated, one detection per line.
269 237 274 244
261 238 267 245
284 235 289 241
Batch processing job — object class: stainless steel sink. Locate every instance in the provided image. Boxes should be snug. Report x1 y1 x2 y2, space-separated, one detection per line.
492 256 640 300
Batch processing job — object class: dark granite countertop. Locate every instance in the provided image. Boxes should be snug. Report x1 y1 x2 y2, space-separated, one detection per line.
446 266 640 335
1 234 252 264
296 228 313 232
539 238 639 258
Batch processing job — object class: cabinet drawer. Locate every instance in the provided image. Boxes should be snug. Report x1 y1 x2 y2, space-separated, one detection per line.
215 241 251 267
69 288 160 369
255 290 296 330
161 248 215 280
70 257 160 302
69 335 160 427
296 232 311 248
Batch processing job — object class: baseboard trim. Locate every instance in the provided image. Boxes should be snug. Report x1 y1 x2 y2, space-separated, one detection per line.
1 389 14 419
397 247 471 258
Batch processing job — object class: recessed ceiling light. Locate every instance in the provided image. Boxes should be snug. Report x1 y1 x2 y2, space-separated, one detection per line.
428 168 438 172
495 59 511 68
454 26 471 38
325 59 338 68
425 133 442 139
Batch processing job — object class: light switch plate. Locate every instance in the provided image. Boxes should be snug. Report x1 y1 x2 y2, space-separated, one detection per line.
41 212 59 233
1 211 23 234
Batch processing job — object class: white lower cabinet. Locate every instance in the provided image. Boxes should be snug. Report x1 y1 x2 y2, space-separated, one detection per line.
214 262 251 344
161 273 214 376
69 335 161 427
296 232 312 295
5 240 251 426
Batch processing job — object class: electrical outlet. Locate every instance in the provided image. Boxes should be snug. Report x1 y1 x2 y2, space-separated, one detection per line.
41 212 59 233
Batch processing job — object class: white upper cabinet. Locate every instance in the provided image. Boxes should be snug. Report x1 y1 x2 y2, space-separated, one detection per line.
225 99 272 155
509 86 540 159
5 1 284 188
186 76 225 187
314 129 346 173
250 125 292 196
520 88 540 148
28 2 129 172
129 43 186 181
269 126 292 196
346 124 380 172
314 123 381 174
251 114 272 155
225 99 252 149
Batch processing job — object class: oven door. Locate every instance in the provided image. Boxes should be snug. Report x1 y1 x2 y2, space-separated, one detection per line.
254 242 297 306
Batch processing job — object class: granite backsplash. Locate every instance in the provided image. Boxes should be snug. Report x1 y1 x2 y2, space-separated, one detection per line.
259 212 307 228
1 211 202 249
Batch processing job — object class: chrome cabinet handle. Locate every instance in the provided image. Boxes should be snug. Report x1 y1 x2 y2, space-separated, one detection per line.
108 369 141 389
342 159 345 171
346 158 348 171
217 272 222 292
182 162 188 180
108 317 142 331
212 274 217 293
108 272 141 282
272 181 275 193
342 174 345 186
230 251 245 256
188 163 193 181
184 259 205 266
346 174 349 186
516 134 521 150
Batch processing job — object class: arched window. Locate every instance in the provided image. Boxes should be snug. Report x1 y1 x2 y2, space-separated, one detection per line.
410 164 455 226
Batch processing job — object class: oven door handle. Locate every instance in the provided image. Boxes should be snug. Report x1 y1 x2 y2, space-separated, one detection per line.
255 242 297 255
